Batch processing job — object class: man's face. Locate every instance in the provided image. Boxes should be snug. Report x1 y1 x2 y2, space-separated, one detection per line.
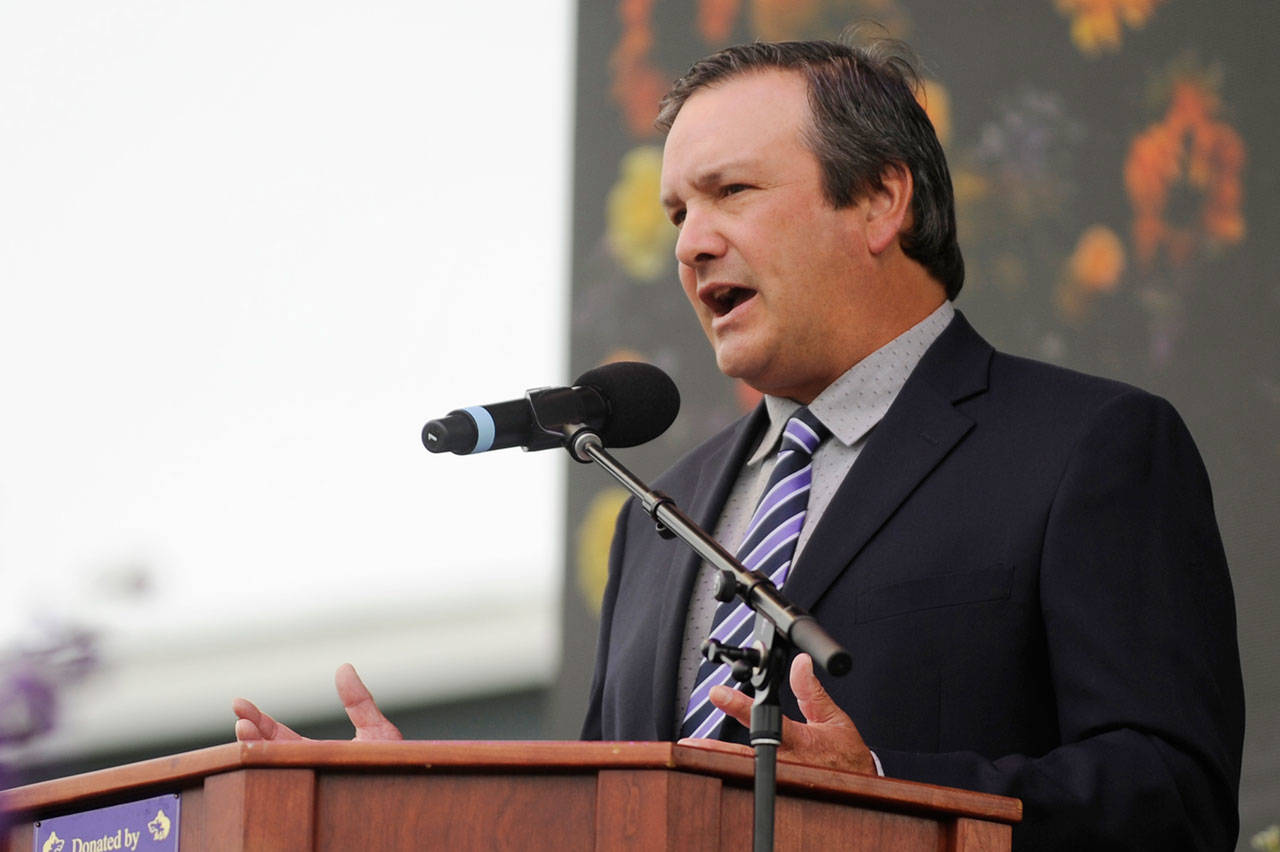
660 69 875 403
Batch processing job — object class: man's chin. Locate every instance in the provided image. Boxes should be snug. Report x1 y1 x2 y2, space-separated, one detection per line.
713 348 771 391
714 353 822 403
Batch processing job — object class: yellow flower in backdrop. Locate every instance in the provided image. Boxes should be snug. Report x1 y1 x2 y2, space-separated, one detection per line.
607 146 676 281
576 487 631 614
1252 824 1280 852
1055 0 1164 56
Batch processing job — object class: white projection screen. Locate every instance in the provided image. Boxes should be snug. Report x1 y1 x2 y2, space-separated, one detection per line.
0 1 573 764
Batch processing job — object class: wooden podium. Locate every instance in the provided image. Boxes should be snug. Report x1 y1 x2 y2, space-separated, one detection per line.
1 741 1019 850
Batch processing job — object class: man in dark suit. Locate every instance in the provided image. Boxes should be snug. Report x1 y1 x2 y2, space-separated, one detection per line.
580 41 1244 849
233 37 1243 849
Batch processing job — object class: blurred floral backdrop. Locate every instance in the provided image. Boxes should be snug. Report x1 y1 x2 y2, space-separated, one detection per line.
557 1 1277 845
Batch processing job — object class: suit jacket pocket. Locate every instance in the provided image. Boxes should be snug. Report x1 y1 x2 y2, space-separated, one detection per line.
855 564 1013 624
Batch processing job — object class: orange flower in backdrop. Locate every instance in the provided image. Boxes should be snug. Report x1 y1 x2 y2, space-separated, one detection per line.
1056 0 1165 56
699 0 742 42
1070 225 1127 292
1056 224 1126 321
1125 74 1246 268
612 0 666 138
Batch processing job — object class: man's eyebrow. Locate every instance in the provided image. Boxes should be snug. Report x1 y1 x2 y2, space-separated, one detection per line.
661 161 756 208
692 168 727 193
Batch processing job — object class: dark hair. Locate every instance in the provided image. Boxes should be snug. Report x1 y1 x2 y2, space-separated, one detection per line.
656 40 964 299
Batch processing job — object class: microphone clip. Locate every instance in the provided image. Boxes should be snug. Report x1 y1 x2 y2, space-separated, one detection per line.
525 385 608 453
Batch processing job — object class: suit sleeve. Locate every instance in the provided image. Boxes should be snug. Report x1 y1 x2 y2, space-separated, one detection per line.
580 497 634 741
874 390 1244 850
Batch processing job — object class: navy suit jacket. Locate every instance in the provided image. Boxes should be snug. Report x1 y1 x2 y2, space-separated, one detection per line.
582 312 1244 849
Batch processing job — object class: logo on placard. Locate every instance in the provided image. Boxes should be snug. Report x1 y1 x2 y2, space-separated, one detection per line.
34 793 178 852
147 809 171 841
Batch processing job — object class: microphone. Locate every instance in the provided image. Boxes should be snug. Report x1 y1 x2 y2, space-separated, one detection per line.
422 361 680 455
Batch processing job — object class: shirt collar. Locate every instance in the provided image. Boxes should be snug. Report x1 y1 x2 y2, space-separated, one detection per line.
747 300 955 465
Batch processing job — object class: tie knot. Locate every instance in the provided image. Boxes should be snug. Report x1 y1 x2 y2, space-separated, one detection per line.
781 407 829 458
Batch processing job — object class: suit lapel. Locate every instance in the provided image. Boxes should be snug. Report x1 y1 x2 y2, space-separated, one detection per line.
650 405 767 737
784 312 994 610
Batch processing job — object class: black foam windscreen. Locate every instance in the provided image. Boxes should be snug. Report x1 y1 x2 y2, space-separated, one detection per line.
574 361 680 448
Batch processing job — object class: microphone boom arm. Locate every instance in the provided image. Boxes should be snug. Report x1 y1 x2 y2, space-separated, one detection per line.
568 425 851 852
566 428 851 678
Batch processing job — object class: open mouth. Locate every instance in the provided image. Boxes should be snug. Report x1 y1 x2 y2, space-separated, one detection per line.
703 285 756 317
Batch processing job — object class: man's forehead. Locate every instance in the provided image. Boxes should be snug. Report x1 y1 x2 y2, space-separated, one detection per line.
668 68 809 133
659 70 811 193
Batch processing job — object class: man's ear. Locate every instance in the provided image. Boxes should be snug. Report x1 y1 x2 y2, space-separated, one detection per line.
863 162 913 256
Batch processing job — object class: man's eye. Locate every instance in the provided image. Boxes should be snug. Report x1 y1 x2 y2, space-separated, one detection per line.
670 210 685 226
722 183 750 196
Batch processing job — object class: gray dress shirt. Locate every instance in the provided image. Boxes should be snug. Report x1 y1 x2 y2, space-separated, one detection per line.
674 300 956 724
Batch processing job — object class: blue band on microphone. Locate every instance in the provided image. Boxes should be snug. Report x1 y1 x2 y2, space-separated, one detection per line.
463 406 496 453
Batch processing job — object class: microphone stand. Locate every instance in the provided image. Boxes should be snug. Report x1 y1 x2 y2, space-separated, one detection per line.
563 427 851 852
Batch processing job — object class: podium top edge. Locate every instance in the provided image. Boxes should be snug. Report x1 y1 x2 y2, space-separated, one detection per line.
1 740 1020 824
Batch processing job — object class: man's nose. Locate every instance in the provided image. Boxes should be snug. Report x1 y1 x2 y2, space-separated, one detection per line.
674 207 727 268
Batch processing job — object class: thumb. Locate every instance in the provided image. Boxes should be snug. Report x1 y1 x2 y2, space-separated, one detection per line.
335 663 403 741
780 654 874 774
790 653 851 727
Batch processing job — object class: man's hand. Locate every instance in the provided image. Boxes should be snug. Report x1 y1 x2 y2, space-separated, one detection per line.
232 662 403 742
682 653 876 774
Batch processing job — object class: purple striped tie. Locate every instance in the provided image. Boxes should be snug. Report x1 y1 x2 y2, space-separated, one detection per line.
679 407 829 740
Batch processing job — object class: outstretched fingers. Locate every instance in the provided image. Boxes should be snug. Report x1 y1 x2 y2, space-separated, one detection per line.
232 697 306 742
695 654 874 774
790 653 847 725
705 681 753 729
232 665 401 743
782 654 874 773
335 663 403 741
